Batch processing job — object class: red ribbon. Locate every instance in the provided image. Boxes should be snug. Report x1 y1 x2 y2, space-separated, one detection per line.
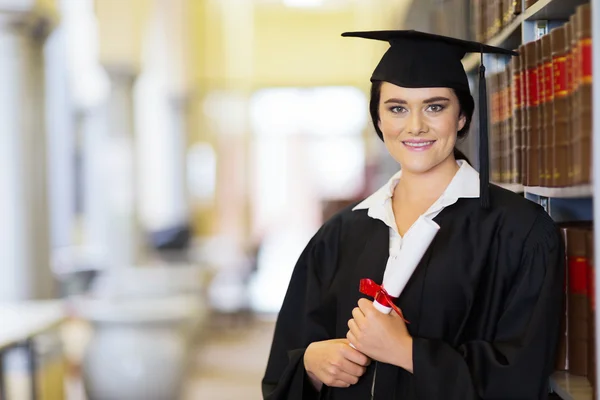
359 278 409 323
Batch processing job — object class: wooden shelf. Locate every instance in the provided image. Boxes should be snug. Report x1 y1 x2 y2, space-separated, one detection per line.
550 371 594 400
462 18 522 72
525 0 590 21
493 182 525 193
463 0 590 73
524 185 593 198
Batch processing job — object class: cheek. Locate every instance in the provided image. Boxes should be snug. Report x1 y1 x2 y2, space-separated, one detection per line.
379 116 403 138
429 115 459 142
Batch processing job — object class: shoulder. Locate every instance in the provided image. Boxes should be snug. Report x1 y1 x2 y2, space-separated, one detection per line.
487 184 560 248
316 199 383 244
488 184 546 224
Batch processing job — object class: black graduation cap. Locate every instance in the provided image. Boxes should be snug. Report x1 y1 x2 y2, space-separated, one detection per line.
341 30 519 208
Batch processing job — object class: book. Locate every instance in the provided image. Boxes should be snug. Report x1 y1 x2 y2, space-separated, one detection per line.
567 17 576 184
503 66 513 184
573 4 592 185
551 25 570 187
557 225 571 371
511 54 523 184
525 0 538 8
566 226 590 376
525 39 541 186
520 42 530 185
540 33 554 187
585 229 596 388
490 72 501 183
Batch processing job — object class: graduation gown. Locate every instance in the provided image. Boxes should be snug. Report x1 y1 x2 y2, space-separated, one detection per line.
262 185 565 400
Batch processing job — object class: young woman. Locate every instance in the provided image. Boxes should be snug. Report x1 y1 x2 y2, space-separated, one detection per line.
262 30 564 400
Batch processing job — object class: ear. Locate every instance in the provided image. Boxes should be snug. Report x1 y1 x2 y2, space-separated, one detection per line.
457 114 466 132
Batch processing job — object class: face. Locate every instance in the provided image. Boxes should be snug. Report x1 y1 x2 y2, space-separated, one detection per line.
377 83 466 175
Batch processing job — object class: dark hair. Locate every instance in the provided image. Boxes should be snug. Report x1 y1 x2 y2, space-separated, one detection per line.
369 81 475 162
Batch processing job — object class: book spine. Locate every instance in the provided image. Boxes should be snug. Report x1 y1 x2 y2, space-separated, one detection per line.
557 227 570 371
550 26 571 187
575 4 592 184
541 33 554 187
525 0 538 8
567 227 589 377
568 17 577 185
490 73 497 183
499 71 507 183
551 26 569 187
521 43 531 186
526 39 542 187
512 54 523 184
514 0 522 16
505 66 513 184
586 229 596 388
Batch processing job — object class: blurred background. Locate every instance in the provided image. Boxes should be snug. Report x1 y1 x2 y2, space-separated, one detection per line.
0 0 476 399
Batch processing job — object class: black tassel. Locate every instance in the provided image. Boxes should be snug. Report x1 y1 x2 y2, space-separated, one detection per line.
478 50 490 209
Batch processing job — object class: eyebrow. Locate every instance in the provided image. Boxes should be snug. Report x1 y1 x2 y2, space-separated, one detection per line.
383 96 451 104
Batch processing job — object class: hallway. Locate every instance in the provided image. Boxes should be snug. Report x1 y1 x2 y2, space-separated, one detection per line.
182 317 275 400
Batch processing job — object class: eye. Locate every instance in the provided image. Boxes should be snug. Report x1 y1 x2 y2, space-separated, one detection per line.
389 106 407 114
426 104 445 113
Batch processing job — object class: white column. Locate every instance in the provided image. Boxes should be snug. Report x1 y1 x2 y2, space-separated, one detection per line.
79 105 110 267
166 94 191 228
101 67 143 267
45 21 77 251
0 12 56 300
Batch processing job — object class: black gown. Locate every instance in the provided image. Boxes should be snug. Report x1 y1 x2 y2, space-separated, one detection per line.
262 185 565 400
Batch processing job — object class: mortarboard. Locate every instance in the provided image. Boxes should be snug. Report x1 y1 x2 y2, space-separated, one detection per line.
341 30 519 208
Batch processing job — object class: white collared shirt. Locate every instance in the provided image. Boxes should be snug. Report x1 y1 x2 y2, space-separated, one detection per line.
353 160 480 254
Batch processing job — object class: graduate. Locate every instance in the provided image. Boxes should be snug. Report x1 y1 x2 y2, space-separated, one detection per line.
262 30 565 400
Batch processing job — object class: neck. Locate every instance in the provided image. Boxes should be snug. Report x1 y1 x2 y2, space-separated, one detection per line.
394 156 460 204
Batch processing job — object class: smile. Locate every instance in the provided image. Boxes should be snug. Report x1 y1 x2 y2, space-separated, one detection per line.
402 140 435 149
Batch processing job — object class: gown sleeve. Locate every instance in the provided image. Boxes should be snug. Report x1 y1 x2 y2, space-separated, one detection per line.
261 216 343 400
412 210 565 399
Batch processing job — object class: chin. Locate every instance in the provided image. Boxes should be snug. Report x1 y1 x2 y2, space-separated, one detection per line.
393 152 442 174
399 160 439 174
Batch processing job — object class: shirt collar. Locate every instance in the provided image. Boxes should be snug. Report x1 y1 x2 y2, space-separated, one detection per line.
353 160 480 212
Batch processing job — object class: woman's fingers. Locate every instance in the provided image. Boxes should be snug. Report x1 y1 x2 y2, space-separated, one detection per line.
341 343 371 367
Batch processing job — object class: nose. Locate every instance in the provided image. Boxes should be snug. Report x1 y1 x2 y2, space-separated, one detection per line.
406 110 426 135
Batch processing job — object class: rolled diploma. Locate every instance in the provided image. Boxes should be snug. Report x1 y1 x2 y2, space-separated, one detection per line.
373 215 440 314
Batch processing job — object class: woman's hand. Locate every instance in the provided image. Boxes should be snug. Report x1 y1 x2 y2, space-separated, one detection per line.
303 338 371 391
346 298 414 373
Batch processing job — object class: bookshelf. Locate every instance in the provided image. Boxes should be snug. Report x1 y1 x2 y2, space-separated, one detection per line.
405 0 597 398
551 372 594 400
495 182 525 193
462 0 591 73
464 0 598 399
525 185 593 198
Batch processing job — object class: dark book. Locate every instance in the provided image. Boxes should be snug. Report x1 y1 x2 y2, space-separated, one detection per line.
525 0 538 8
504 66 513 184
489 73 500 183
511 53 524 184
498 71 507 183
472 0 485 42
551 26 570 187
573 4 592 185
525 39 541 186
567 17 577 185
513 0 522 16
566 226 590 376
585 229 596 388
520 43 530 185
556 225 571 371
540 33 553 187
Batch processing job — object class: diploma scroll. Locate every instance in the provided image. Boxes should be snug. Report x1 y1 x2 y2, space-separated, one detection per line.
365 215 440 315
